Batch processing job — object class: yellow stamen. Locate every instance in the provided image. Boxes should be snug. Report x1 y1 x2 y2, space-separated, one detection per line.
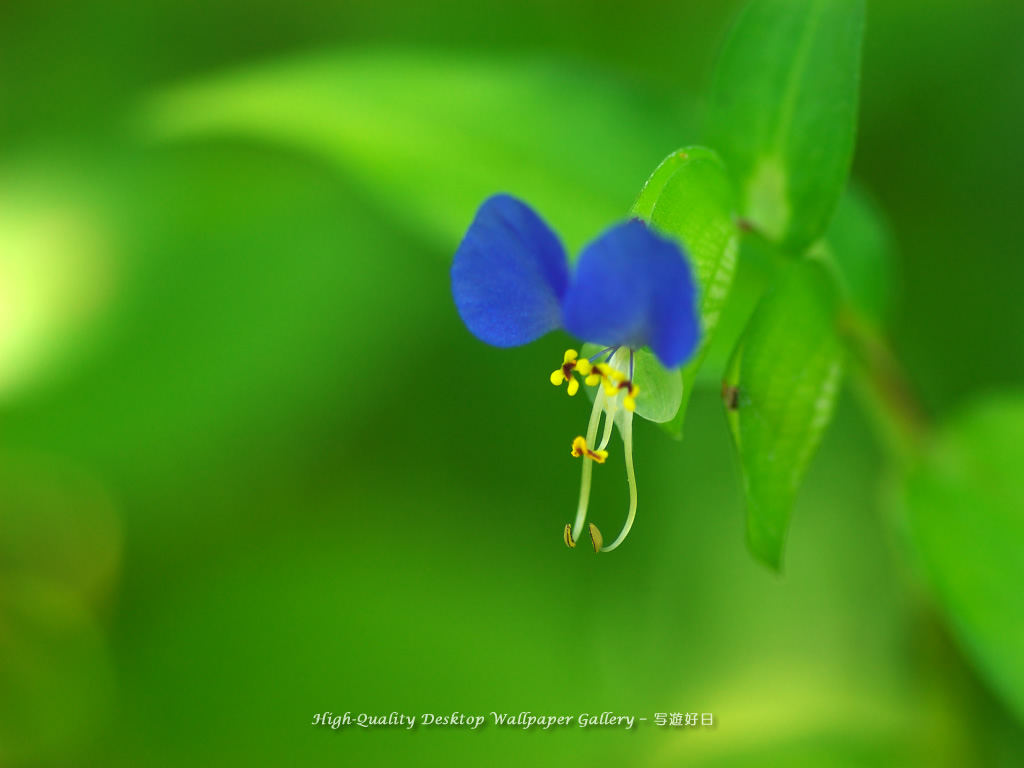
571 436 608 463
596 363 627 382
564 523 575 548
622 382 640 412
588 523 603 553
588 360 630 397
553 349 592 395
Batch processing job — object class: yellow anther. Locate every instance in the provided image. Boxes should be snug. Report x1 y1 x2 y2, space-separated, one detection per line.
553 349 590 395
588 523 604 553
590 361 629 396
622 382 640 412
564 523 576 548
596 363 627 382
571 436 608 463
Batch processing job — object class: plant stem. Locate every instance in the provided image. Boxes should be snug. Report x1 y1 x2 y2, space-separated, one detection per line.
840 307 931 466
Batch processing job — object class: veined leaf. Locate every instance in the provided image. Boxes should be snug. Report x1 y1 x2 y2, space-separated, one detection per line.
898 394 1024 725
724 259 844 570
707 0 865 251
140 49 683 254
632 147 738 436
631 149 691 222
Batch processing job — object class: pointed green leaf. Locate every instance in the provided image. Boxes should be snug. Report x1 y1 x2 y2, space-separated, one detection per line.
140 50 683 253
707 0 865 251
631 147 739 436
631 149 692 222
724 260 844 569
898 394 1024 725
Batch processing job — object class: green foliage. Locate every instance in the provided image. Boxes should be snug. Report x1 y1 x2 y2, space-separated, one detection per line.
707 0 865 252
141 50 682 253
631 149 691 221
632 148 739 436
723 260 844 570
818 185 896 327
898 394 1024 725
3 0 1024 764
702 0 870 568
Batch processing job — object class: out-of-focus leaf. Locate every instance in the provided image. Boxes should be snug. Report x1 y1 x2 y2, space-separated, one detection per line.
898 393 1024 725
632 147 738 436
0 578 113 766
0 453 120 605
723 260 844 570
707 0 865 251
817 184 896 326
580 343 681 424
140 49 684 253
0 164 117 402
0 146 444 503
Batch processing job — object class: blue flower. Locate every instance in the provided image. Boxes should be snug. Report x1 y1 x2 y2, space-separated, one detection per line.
451 194 700 553
451 194 699 368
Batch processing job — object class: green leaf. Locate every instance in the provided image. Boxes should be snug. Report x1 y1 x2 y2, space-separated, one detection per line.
816 184 896 327
140 49 684 254
631 149 692 221
632 147 739 436
580 343 681 424
707 0 865 251
724 259 844 569
898 393 1024 725
0 146 448 496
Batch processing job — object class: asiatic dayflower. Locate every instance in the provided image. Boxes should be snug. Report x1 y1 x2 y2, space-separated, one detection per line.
451 194 699 552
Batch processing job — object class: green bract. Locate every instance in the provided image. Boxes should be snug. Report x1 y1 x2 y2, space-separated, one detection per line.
581 343 682 424
634 147 739 436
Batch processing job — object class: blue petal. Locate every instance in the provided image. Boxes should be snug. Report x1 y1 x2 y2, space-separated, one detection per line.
451 195 569 347
560 220 700 368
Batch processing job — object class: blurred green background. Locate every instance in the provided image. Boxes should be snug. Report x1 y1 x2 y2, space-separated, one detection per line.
2 1 1023 765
